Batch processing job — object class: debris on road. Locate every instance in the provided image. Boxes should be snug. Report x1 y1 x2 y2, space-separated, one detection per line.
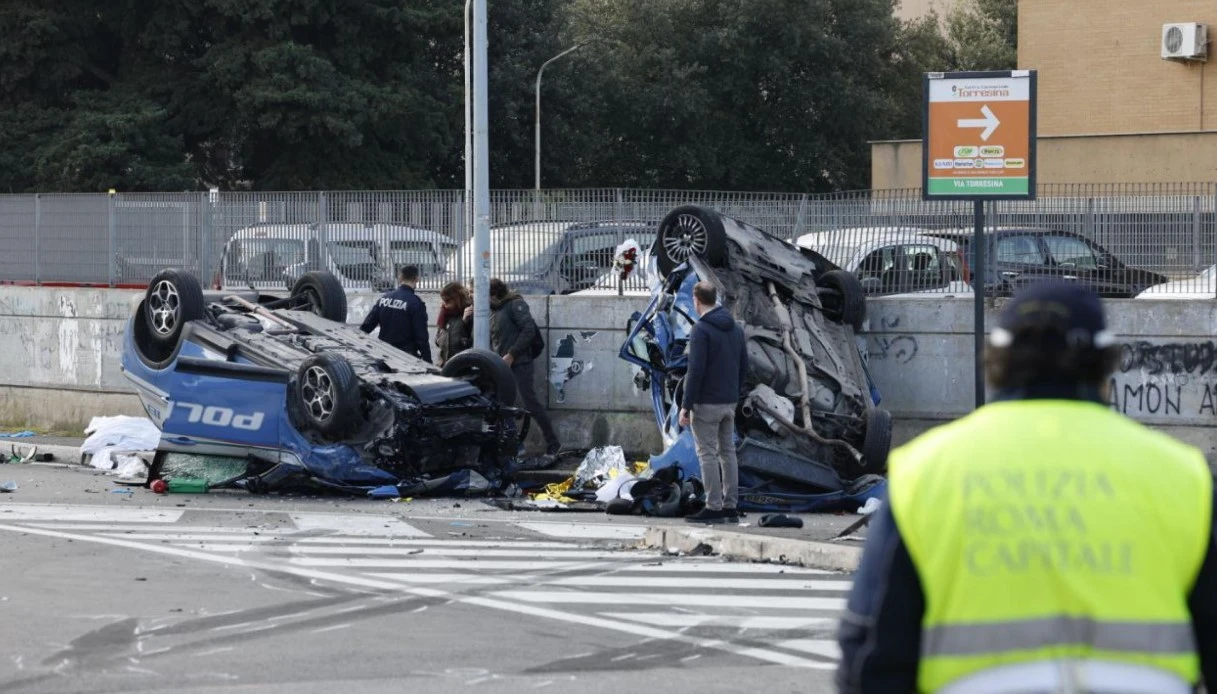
0 481 17 493
0 431 35 438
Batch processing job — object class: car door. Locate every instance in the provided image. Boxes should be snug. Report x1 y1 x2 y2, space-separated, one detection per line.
1040 233 1121 295
991 233 1050 294
899 243 950 292
559 232 621 292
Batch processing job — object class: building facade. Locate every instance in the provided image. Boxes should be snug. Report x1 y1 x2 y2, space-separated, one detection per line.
872 0 1217 188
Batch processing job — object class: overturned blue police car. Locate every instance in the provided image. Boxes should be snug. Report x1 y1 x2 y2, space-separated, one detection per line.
121 268 526 496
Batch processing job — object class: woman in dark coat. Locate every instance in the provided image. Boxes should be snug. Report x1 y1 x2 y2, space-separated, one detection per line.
435 281 473 366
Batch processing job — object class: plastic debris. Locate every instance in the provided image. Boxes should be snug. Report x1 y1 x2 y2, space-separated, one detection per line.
858 497 883 516
572 446 628 490
0 481 16 492
0 431 35 438
110 488 134 495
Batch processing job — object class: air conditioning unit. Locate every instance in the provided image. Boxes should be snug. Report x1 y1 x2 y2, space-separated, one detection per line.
1162 22 1208 61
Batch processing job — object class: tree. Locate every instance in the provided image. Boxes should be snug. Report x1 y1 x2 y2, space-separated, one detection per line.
539 0 909 192
945 0 1017 71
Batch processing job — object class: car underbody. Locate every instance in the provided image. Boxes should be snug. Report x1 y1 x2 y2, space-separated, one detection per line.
621 206 891 511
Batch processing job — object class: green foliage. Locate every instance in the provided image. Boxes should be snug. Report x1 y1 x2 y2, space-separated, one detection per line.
945 0 1017 71
0 0 1014 193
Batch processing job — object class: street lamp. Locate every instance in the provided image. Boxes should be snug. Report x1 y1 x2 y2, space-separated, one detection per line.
535 44 582 190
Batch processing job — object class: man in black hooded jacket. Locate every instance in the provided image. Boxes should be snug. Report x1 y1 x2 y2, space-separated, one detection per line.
679 280 748 524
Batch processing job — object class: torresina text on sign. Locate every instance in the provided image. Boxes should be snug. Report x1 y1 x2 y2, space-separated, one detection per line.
923 71 1034 199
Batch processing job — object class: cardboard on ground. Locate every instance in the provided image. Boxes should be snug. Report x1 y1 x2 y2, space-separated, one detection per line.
925 73 1033 197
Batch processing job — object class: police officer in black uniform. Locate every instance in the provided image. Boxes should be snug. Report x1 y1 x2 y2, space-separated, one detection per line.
360 265 432 362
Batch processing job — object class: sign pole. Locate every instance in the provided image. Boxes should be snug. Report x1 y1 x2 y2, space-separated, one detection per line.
973 199 986 408
922 69 1036 411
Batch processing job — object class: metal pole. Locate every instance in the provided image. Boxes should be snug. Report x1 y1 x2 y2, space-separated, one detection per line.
33 194 41 285
107 189 117 287
973 199 986 409
472 0 491 350
464 0 474 280
534 44 582 190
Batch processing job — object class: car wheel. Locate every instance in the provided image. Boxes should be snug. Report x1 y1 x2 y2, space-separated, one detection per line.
291 271 348 323
653 205 727 277
818 269 867 331
294 353 363 437
441 348 518 405
860 407 892 475
143 269 206 348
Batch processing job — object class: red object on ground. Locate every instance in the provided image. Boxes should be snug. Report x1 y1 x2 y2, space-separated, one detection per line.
150 479 167 494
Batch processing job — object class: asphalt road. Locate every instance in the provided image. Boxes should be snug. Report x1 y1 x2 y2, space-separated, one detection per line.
0 465 851 693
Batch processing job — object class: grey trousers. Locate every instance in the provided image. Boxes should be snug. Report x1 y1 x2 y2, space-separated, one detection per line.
691 402 739 511
511 359 560 450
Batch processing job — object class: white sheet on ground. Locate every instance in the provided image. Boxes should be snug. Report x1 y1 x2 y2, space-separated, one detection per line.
81 416 161 456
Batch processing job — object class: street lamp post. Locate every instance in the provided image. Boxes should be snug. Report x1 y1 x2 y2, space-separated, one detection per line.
535 44 582 191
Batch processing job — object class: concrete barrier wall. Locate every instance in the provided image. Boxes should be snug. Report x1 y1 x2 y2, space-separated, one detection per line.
1 286 1213 461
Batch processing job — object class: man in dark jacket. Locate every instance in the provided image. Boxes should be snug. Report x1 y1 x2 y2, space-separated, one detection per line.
360 265 431 362
679 280 748 525
488 278 561 456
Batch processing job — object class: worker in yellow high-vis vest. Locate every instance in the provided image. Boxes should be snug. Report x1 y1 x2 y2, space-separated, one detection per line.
837 281 1217 694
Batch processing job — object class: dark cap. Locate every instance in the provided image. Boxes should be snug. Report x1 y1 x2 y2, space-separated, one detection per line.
989 281 1115 350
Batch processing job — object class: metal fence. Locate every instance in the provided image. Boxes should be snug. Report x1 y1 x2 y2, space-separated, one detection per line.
1 184 1215 297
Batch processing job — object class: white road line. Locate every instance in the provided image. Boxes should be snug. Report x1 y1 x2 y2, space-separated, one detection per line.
607 563 837 575
0 523 832 669
599 613 840 630
366 573 512 585
291 558 590 570
544 576 852 592
180 544 637 559
27 524 288 533
99 534 580 549
490 591 846 611
0 505 185 523
514 522 648 540
775 639 842 660
288 513 431 537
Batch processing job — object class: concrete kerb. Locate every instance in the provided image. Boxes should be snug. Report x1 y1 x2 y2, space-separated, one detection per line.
639 525 863 573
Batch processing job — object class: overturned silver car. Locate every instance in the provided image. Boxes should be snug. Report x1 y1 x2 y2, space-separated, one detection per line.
620 206 890 512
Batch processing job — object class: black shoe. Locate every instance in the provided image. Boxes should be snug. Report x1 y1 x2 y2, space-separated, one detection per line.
723 508 740 524
685 508 729 524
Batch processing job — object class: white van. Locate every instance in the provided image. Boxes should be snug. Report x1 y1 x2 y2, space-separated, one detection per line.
214 222 457 290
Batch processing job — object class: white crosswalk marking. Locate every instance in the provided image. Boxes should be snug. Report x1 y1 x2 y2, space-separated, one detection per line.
0 508 852 668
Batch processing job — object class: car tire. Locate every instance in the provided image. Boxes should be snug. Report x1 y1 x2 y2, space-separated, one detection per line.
860 407 892 475
295 353 363 437
819 269 867 331
291 271 348 323
653 205 727 277
442 348 518 405
143 269 206 349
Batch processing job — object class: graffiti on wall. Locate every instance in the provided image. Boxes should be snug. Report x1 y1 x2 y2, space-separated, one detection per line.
1110 340 1217 419
866 315 919 365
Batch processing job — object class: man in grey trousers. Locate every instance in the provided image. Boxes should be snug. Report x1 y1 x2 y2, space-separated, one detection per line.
678 281 748 524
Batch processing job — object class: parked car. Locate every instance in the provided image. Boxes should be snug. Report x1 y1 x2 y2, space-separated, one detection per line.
923 227 1169 298
456 220 658 295
620 206 889 512
794 226 965 295
122 268 525 495
214 222 457 291
1135 265 1217 299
